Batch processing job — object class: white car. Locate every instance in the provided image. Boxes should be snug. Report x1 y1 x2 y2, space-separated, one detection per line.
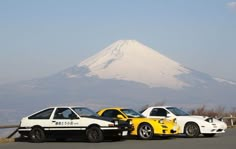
18 106 132 142
141 106 227 137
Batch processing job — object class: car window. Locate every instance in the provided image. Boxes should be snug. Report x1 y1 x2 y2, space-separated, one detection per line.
150 108 168 117
72 107 98 117
121 109 144 118
102 110 123 118
54 108 77 119
28 108 54 119
166 107 189 116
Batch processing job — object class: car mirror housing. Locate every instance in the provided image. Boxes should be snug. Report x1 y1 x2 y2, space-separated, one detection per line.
117 114 124 119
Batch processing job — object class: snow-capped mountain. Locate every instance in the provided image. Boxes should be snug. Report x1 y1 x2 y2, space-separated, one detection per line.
77 40 190 89
61 40 236 89
0 40 236 125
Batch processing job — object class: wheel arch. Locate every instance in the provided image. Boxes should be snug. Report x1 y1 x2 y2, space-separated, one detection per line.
31 125 44 131
137 122 153 132
86 124 101 133
184 121 201 133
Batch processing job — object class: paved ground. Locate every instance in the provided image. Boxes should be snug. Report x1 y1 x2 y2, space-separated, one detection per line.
0 128 235 149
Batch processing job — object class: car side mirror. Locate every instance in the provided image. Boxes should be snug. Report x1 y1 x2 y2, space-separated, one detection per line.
166 113 171 117
117 114 124 119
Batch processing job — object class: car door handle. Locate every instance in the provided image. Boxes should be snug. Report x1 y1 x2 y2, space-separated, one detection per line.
52 121 56 123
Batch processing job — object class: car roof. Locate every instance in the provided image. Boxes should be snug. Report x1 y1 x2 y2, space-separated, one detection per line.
47 106 88 109
147 106 175 109
100 107 124 110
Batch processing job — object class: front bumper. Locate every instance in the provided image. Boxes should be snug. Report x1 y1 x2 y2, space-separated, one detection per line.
160 124 180 135
102 128 129 137
200 123 227 134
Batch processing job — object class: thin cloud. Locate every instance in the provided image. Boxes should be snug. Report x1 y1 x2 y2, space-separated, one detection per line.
227 1 236 10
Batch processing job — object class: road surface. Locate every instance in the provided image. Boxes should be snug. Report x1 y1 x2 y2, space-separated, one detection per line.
1 128 235 149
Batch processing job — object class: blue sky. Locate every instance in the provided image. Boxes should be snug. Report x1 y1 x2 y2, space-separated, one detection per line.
0 0 236 84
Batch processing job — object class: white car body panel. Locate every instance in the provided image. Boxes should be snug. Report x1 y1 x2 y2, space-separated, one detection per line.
142 106 227 134
19 106 125 136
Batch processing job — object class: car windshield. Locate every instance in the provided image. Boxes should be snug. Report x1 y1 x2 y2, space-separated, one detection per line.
167 107 190 116
72 107 99 117
121 109 144 118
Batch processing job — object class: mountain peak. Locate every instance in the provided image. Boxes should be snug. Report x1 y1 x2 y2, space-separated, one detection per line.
76 40 190 89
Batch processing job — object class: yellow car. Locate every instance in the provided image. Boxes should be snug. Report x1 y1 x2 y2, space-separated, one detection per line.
97 107 179 140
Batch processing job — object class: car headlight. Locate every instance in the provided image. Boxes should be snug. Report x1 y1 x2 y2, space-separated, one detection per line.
205 117 213 123
128 120 133 125
158 119 164 124
114 120 119 126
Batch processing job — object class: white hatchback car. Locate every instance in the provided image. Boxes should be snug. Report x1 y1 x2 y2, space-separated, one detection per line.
18 106 132 142
141 106 227 137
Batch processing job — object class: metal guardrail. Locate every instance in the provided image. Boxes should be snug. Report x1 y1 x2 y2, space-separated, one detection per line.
0 125 19 129
0 125 19 139
222 115 236 127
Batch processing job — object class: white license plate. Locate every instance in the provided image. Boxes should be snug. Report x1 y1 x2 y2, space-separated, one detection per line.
122 131 128 136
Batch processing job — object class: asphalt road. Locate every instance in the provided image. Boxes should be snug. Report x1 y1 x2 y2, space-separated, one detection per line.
1 128 236 149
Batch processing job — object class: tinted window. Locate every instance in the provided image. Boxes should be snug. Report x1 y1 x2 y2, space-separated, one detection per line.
121 109 144 118
102 110 123 118
54 108 77 119
73 107 98 117
150 108 168 117
29 108 54 119
166 107 189 116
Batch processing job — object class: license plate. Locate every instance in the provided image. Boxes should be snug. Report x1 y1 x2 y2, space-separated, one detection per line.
122 131 128 136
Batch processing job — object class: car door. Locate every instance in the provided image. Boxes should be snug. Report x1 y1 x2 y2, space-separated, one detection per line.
49 108 80 132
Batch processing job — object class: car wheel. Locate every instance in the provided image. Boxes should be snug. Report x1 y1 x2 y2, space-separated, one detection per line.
184 122 200 137
29 127 45 143
138 123 154 140
86 126 104 143
203 133 216 137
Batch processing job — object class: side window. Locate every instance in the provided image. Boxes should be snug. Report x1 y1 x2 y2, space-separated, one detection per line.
54 108 76 119
102 110 121 118
29 108 54 119
150 108 168 117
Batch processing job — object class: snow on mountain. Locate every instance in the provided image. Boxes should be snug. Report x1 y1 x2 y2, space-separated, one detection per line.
73 40 191 89
214 77 236 85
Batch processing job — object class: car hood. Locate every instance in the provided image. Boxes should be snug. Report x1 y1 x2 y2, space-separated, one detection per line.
176 115 224 124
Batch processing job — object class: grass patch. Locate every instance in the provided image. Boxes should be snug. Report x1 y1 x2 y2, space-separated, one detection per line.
0 138 15 143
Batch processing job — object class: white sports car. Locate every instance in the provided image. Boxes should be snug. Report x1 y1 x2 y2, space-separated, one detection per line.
141 106 227 137
18 106 132 142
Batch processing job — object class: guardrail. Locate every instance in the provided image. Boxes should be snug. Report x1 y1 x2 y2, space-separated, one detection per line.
222 115 236 127
0 125 19 139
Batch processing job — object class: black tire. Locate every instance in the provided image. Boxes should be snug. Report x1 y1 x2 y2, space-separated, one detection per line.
203 133 216 137
184 122 200 137
86 126 104 143
29 127 45 143
138 123 154 140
